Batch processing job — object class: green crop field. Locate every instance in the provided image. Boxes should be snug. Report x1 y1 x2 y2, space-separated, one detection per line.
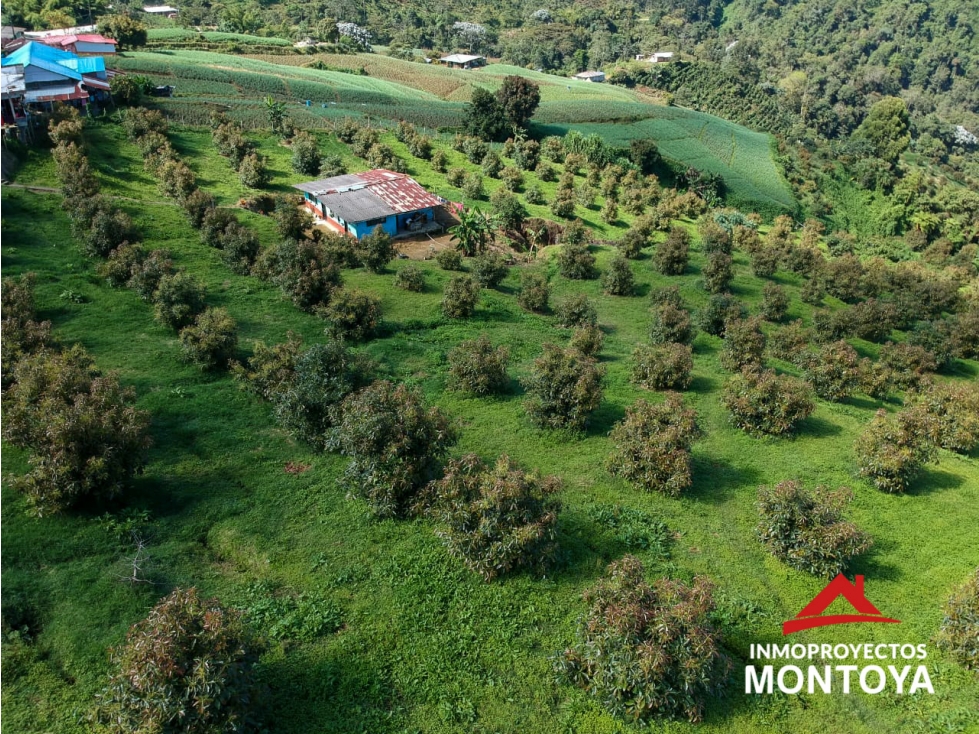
2 118 978 733
109 49 796 214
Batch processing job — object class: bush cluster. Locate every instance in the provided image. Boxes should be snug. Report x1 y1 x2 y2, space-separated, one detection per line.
393 264 425 292
601 254 635 296
855 408 938 493
757 480 872 577
178 307 239 370
557 241 598 280
557 294 597 328
322 288 381 341
650 302 695 345
436 248 464 271
936 569 979 673
569 324 605 357
721 368 815 436
631 343 693 391
523 344 604 431
447 334 510 396
720 317 766 372
799 340 860 401
607 394 702 496
518 271 550 313
654 226 690 275
556 556 728 723
442 274 481 318
471 252 509 288
419 454 561 580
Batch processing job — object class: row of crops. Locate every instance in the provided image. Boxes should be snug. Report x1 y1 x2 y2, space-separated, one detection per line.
146 29 293 46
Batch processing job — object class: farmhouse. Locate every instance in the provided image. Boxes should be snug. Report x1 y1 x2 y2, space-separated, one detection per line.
294 169 445 239
36 34 118 55
439 54 485 69
635 52 675 63
143 5 180 16
573 70 605 82
0 42 111 106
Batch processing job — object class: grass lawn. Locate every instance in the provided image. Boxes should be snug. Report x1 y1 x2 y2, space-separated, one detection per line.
2 119 978 734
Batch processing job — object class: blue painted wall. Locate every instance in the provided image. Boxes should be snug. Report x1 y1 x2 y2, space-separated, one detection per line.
305 193 434 240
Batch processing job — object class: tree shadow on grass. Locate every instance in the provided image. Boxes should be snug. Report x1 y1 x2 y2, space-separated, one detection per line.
905 465 965 497
585 400 627 438
797 413 842 439
688 374 719 393
687 454 762 504
547 507 655 586
846 538 904 583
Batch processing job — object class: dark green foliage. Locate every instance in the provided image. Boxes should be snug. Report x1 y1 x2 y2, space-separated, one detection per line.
128 249 175 301
419 454 560 580
908 320 956 370
607 394 701 496
650 302 695 345
523 344 604 431
800 341 860 401
394 264 425 292
953 309 979 359
273 340 372 449
182 188 216 229
471 252 509 288
463 137 490 165
569 324 605 357
450 206 491 255
720 317 765 372
178 307 238 371
158 159 198 202
822 255 865 303
632 344 693 391
601 254 635 296
654 226 690 276
238 583 341 642
698 219 732 256
447 334 510 396
911 384 979 455
557 241 598 280
556 556 727 723
322 288 381 341
435 248 463 271
220 224 261 275
878 342 938 391
200 207 238 248
757 481 872 578
702 252 734 294
936 569 979 673
231 331 304 403
442 274 482 318
2 346 150 516
697 294 746 337
760 282 789 322
464 87 508 142
768 320 810 362
95 588 262 734
500 165 524 192
330 381 456 518
273 197 313 241
750 245 779 278
722 368 815 437
855 408 938 493
462 172 485 200
497 76 541 131
514 139 540 171
237 152 271 188
291 131 322 175
617 227 647 259
490 189 526 233
1 273 53 386
854 96 910 164
356 227 396 273
99 14 148 51
858 358 896 401
152 271 207 331
557 294 597 329
261 238 342 312
848 299 897 342
518 271 550 313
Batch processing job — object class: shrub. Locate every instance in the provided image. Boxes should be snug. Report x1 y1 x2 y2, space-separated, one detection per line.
557 241 598 280
220 224 261 275
262 239 342 312
849 299 897 342
200 207 238 248
1 273 53 384
800 341 860 401
431 148 448 172
760 282 789 322
720 317 766 372
654 226 690 275
182 188 215 229
322 288 381 341
757 481 872 577
557 293 597 328
607 394 701 496
632 343 693 391
95 588 262 734
649 302 694 345
702 252 734 294
525 183 545 204
936 569 979 673
447 167 467 187
98 243 145 288
291 131 321 175
2 346 151 516
523 344 604 431
908 319 956 371
490 189 527 232
878 342 938 391
698 294 746 337
560 220 586 246
855 408 938 493
768 320 810 362
601 254 635 296
273 197 313 240
447 334 510 396
128 249 175 300
273 340 371 449
152 272 206 331
569 324 604 357
231 331 304 402
699 220 731 255
157 159 197 201
617 227 646 259
952 308 979 359
858 358 896 401
518 271 550 313
330 381 456 518
550 195 576 219
179 307 238 370
419 454 560 580
471 252 508 288
556 556 727 723
442 274 481 318
911 383 979 454
721 368 815 436
436 248 463 271
750 245 780 277
462 172 485 199
356 226 395 273
394 264 425 292
500 165 524 191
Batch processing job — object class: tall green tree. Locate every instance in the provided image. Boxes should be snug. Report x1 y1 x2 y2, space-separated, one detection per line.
853 96 910 165
464 87 508 142
496 76 541 133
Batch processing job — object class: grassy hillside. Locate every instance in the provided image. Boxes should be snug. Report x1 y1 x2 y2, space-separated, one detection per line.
2 119 977 733
109 49 796 216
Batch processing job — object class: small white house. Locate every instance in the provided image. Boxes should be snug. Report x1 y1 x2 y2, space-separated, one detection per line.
574 70 605 83
439 54 485 69
143 5 179 15
635 52 675 63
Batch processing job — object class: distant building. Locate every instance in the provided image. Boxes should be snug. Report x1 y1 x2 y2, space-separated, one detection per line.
143 5 179 16
573 70 605 82
635 52 674 63
294 169 445 239
0 42 110 106
1 26 27 51
37 34 117 55
23 25 98 39
439 54 486 69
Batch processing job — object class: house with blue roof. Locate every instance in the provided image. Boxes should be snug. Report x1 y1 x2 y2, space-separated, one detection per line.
1 41 109 105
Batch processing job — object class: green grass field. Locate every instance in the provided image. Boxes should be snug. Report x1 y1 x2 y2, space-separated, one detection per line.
2 119 978 734
108 48 796 215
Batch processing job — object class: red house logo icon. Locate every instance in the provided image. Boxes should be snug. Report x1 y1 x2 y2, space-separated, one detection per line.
783 574 901 635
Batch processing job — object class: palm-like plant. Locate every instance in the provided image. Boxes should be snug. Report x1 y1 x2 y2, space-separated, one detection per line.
264 95 287 134
450 206 492 256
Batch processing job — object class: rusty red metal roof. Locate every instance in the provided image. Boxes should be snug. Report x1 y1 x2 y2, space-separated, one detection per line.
354 169 443 214
293 169 442 222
